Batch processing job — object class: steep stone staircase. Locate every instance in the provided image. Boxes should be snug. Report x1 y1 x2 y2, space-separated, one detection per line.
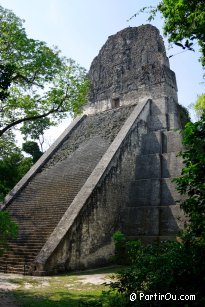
0 106 134 274
0 138 109 274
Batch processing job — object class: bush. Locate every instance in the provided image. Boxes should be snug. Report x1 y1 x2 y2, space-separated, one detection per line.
0 211 18 255
78 290 126 307
110 238 205 306
112 231 127 264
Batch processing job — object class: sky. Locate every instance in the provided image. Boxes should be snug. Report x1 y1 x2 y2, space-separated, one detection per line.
1 0 204 147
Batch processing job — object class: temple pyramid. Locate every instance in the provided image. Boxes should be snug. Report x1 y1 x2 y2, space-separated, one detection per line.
0 25 185 275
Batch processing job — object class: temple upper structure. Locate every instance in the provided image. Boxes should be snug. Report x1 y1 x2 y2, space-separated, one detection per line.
85 24 177 115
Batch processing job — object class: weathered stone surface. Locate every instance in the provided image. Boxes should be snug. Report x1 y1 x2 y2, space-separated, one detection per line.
162 153 184 178
161 178 184 206
135 154 161 179
159 206 186 235
44 105 135 169
128 179 161 206
122 207 159 236
162 131 183 153
89 25 169 100
141 132 162 154
86 24 177 114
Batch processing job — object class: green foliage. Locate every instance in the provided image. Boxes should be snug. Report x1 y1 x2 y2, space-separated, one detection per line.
0 135 33 202
194 93 205 118
112 231 127 264
0 152 33 201
112 231 126 242
20 117 52 143
0 5 89 140
22 141 43 163
0 211 18 256
0 131 16 158
78 290 126 307
173 111 205 242
131 1 205 66
112 231 142 265
110 239 205 306
79 300 102 306
157 0 205 66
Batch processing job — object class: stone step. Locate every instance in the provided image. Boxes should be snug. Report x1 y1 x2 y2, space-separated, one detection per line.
1 253 35 260
5 244 42 249
0 265 30 274
3 249 41 255
7 240 42 245
0 258 34 265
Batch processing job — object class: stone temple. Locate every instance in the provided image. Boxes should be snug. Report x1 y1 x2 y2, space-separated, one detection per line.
0 24 185 275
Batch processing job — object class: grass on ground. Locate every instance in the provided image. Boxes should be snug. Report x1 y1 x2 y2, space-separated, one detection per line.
8 266 125 307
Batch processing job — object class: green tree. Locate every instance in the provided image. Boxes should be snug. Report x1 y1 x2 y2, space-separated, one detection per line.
194 93 205 118
132 0 205 66
0 211 18 256
0 4 89 257
20 117 51 151
22 141 43 163
173 111 205 242
0 135 33 202
157 0 205 66
0 5 89 140
0 134 28 255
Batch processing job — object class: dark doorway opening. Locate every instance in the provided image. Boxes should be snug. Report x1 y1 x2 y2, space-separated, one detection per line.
111 98 120 108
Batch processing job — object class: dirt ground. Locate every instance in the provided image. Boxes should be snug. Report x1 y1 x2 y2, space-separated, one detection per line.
0 270 114 306
0 274 21 306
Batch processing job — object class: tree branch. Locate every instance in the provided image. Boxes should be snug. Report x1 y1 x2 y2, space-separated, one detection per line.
0 107 60 137
0 83 71 137
11 72 44 88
